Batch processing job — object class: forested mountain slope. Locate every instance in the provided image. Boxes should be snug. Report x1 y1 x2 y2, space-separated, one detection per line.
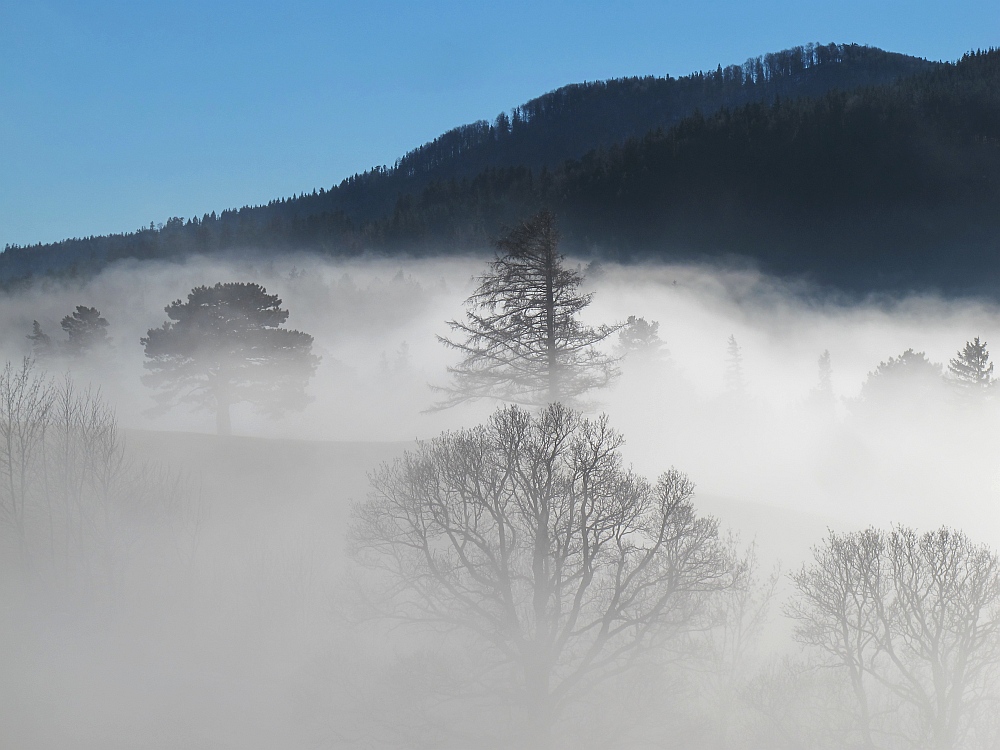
376 48 1000 293
1 43 939 285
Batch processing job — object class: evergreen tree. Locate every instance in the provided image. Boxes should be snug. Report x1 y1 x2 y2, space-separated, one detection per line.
61 306 110 356
436 211 620 407
724 334 746 396
26 320 53 358
141 282 320 435
616 315 668 362
857 348 945 414
947 337 994 397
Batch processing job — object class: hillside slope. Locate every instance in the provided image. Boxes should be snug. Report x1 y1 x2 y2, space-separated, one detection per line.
1 43 936 284
373 48 1000 293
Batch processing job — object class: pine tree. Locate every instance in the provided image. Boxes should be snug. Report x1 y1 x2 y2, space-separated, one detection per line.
26 321 53 358
857 348 945 413
60 306 110 356
141 282 320 435
948 337 995 397
616 316 668 362
436 211 620 407
724 334 746 396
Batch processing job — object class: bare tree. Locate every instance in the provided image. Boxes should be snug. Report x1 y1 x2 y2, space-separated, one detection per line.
787 528 887 749
435 211 620 408
349 403 730 749
0 360 197 594
0 359 54 565
788 526 1000 750
879 528 1000 750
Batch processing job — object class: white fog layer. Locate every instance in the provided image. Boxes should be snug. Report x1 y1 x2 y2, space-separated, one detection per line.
3 252 1000 749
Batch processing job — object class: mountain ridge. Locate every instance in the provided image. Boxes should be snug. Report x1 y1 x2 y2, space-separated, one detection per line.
5 42 988 295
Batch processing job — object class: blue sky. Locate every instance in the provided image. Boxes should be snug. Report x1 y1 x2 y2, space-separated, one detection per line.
2 0 997 247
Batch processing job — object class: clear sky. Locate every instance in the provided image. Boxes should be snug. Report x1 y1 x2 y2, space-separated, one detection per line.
2 0 997 248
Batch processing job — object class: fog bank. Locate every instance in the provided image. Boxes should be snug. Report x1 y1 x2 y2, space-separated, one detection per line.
3 251 1000 748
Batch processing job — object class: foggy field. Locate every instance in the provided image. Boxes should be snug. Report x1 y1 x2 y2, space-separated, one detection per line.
5 251 1000 748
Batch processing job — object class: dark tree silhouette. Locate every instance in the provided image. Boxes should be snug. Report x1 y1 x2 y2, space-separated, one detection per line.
616 315 667 362
26 321 53 358
436 211 620 407
140 282 319 435
948 337 995 397
61 306 110 355
0 44 948 291
350 404 730 749
857 348 945 413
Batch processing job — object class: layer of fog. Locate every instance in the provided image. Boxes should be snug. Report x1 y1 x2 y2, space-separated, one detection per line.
4 251 1000 748
5 252 999 534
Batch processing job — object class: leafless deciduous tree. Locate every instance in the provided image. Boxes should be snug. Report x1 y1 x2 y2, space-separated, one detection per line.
435 211 620 408
788 526 1000 750
350 403 731 749
0 360 197 594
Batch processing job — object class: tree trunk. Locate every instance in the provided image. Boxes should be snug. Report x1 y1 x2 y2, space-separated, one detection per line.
527 479 553 750
524 660 553 750
543 223 558 404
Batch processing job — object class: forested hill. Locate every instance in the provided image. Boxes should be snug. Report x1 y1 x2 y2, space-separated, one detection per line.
379 47 1000 294
324 43 932 224
1 43 939 285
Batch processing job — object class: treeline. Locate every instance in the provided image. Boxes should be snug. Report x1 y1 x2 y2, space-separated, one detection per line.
0 43 938 285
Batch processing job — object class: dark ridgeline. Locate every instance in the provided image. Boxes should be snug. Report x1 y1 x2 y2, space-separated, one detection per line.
6 44 1000 295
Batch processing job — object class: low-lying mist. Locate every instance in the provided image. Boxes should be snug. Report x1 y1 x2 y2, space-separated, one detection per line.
3 250 1000 749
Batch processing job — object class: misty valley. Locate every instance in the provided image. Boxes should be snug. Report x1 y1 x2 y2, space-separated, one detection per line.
4 216 1000 750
